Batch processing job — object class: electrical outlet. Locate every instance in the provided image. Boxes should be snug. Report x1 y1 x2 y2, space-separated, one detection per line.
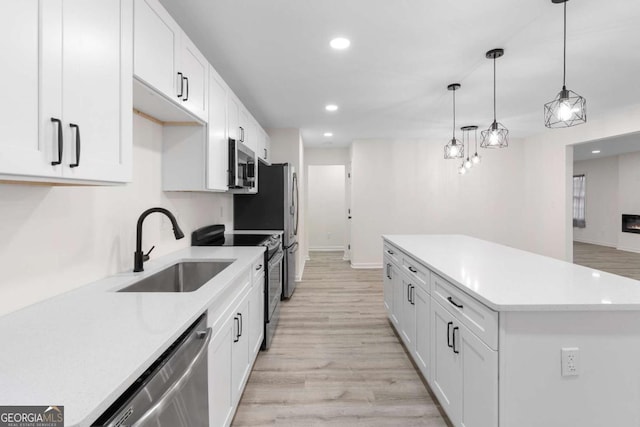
561 347 580 377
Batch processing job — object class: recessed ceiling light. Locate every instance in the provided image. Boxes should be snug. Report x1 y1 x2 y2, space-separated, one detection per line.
323 132 333 137
592 150 601 154
325 104 338 112
330 37 350 50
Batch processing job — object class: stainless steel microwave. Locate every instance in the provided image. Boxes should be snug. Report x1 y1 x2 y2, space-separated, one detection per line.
228 138 256 191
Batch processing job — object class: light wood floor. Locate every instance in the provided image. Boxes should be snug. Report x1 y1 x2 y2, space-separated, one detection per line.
232 252 449 427
574 242 640 281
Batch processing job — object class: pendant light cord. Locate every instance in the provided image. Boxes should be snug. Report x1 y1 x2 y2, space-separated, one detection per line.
493 57 497 122
474 128 478 152
563 1 567 88
452 88 456 139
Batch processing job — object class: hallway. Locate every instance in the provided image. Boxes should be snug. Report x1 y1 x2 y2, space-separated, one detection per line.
232 252 448 426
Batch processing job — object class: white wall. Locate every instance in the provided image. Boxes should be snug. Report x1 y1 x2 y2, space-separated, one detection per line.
307 165 346 250
618 151 640 252
350 138 525 268
0 114 233 316
266 128 307 280
573 156 619 247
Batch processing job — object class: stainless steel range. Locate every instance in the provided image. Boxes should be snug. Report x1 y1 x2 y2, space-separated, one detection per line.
191 225 282 350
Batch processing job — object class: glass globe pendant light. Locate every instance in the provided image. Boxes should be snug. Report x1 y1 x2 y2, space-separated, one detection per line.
544 0 586 128
481 49 508 149
444 83 464 159
470 126 481 164
461 126 478 169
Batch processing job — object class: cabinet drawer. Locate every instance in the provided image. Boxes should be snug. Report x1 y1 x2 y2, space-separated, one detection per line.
431 273 498 350
401 254 429 292
383 242 400 265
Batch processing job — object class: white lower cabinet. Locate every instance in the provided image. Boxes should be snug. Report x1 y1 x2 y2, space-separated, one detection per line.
413 285 430 381
207 265 264 427
249 272 265 355
399 273 416 349
208 314 234 427
431 297 498 427
231 297 250 399
384 242 497 427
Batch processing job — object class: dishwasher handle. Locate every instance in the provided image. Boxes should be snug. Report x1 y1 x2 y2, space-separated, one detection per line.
132 327 212 427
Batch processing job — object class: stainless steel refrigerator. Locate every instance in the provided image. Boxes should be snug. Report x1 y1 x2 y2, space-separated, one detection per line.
234 162 299 298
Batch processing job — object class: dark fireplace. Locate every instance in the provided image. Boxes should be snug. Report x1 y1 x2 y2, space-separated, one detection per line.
622 214 640 234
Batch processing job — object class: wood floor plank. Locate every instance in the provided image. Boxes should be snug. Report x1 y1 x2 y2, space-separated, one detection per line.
573 242 640 280
232 251 449 427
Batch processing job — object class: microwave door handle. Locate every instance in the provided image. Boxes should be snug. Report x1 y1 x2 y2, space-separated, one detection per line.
131 327 212 427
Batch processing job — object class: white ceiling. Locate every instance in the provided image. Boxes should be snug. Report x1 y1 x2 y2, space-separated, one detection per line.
159 0 640 147
573 132 640 162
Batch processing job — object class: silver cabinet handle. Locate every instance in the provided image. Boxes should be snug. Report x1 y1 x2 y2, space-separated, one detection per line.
131 327 212 427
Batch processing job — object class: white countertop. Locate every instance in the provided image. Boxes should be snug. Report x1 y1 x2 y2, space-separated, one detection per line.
383 234 640 311
0 246 264 427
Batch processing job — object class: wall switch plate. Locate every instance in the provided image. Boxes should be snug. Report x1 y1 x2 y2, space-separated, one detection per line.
561 347 580 377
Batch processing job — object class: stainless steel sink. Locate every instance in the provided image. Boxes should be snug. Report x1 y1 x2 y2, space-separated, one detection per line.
118 261 233 293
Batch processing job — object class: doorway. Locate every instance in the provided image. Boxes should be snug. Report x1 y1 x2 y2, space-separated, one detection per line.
307 165 347 255
570 131 640 279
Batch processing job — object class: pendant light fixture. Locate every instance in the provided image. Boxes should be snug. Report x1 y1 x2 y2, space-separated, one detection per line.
544 0 586 128
481 49 508 149
461 126 477 170
470 126 481 164
444 83 464 159
459 129 469 174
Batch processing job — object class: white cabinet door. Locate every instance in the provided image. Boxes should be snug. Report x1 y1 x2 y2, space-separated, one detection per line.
239 108 251 148
256 128 266 161
400 275 416 351
460 324 498 427
414 285 430 381
227 95 240 141
207 67 229 191
133 0 180 99
61 0 132 182
431 300 462 426
179 35 208 121
249 275 265 355
264 131 271 162
208 314 234 427
0 0 58 179
383 258 394 314
231 297 250 400
391 263 402 327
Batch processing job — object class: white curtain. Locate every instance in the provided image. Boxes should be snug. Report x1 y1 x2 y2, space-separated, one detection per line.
573 174 586 228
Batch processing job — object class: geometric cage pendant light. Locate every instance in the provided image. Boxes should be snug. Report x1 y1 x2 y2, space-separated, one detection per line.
481 48 509 149
444 83 464 159
544 0 587 128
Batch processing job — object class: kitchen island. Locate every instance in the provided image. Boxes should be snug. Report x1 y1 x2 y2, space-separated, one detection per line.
383 234 640 427
0 246 265 427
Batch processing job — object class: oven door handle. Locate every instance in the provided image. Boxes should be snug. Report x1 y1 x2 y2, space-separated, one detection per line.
131 327 212 427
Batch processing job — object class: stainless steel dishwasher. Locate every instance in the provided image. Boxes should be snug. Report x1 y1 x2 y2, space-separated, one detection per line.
92 314 211 427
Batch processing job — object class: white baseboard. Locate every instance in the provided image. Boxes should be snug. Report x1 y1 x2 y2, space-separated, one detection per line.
616 245 640 254
309 246 345 251
350 262 383 269
573 238 616 248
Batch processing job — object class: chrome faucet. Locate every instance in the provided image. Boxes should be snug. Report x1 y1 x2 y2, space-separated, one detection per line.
134 207 185 272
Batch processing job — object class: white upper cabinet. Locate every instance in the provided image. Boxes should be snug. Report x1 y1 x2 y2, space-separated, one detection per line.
59 0 133 182
227 95 240 142
179 36 208 120
133 0 179 100
133 0 208 122
0 1 50 178
0 0 132 184
207 67 229 192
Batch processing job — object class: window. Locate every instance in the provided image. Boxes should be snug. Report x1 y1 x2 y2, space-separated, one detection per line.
573 174 586 228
